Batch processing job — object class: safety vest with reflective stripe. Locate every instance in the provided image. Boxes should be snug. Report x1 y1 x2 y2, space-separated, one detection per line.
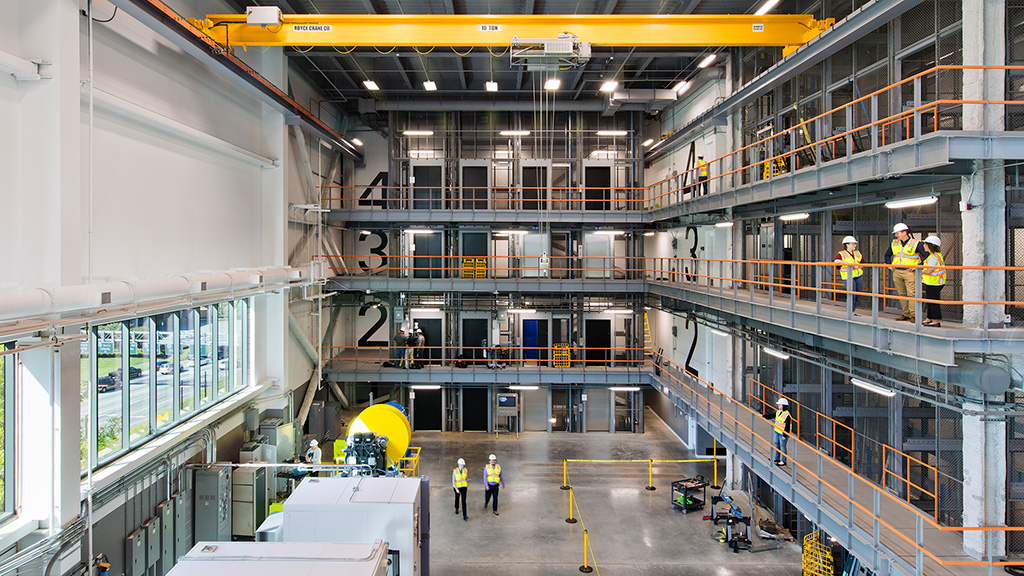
453 467 468 488
485 463 501 484
890 238 921 266
773 410 790 434
698 159 708 177
923 253 946 286
837 250 863 280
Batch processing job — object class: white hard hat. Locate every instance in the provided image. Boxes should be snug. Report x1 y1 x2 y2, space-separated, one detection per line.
309 439 318 447
776 398 788 406
892 223 909 233
457 458 466 466
842 236 858 245
488 454 497 461
924 235 941 248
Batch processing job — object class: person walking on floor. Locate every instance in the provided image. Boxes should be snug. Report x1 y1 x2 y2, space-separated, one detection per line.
768 398 791 466
453 458 469 521
697 155 709 196
885 223 928 322
921 236 946 327
834 236 864 314
483 454 505 515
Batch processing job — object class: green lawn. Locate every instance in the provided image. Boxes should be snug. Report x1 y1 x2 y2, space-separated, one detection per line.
80 356 154 381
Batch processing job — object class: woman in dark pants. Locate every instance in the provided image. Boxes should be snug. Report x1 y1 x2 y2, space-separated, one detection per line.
921 236 946 327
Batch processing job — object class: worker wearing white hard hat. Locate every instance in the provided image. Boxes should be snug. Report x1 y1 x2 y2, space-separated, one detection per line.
834 236 865 314
769 397 792 466
483 454 505 515
921 236 946 327
452 457 469 521
305 439 322 465
885 223 928 322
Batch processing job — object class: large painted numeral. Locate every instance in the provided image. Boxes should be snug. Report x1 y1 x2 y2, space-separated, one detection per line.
358 171 389 208
358 231 389 272
684 314 700 378
357 305 388 347
684 226 698 282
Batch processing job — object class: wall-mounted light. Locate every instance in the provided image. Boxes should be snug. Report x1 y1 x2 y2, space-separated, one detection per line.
552 162 571 168
352 138 364 146
851 378 897 397
403 130 434 136
593 230 624 235
405 229 434 234
509 385 539 390
885 196 937 209
500 130 531 136
714 222 734 228
590 150 617 158
642 139 654 147
596 130 628 136
603 309 633 314
411 384 441 390
409 150 436 158
359 230 371 236
779 212 811 221
497 230 529 235
762 346 790 360
610 386 641 391
698 54 717 68
411 308 440 313
643 231 656 236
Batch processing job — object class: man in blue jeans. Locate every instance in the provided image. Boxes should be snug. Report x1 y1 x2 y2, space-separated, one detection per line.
769 398 791 466
483 454 505 515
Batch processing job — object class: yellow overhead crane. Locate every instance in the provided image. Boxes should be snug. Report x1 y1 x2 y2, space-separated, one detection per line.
189 13 835 57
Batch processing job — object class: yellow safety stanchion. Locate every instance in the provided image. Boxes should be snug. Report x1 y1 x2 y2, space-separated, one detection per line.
566 488 578 524
712 439 721 489
560 459 571 490
645 459 656 490
579 529 593 573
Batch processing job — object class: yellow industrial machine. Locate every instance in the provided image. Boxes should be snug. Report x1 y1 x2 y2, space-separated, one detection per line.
343 403 419 476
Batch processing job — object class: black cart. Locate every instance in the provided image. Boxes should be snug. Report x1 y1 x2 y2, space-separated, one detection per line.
671 476 708 513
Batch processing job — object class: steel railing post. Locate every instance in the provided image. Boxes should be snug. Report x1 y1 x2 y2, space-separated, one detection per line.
872 267 879 324
913 76 922 141
915 268 922 330
816 263 823 315
871 94 879 151
845 105 854 158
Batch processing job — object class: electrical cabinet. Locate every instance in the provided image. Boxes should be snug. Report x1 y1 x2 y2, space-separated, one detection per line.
231 467 268 539
172 491 191 566
126 527 147 576
146 516 161 575
195 466 232 542
157 500 174 576
259 418 294 461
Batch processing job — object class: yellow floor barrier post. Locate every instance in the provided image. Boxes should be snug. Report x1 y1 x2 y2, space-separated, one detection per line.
579 529 593 573
566 488 578 524
712 439 721 489
645 459 656 490
560 459 571 490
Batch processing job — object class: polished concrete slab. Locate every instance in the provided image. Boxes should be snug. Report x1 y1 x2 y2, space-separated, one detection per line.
414 408 804 575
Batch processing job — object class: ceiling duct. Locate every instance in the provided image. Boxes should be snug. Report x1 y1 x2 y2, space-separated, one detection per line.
603 89 679 116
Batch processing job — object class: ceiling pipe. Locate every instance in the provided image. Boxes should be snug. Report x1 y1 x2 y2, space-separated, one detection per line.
948 360 1012 396
603 88 679 116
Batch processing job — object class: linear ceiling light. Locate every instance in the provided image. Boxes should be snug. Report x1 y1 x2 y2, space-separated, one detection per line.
405 229 434 234
600 81 619 92
762 347 790 360
497 230 529 235
596 130 628 136
419 300 445 305
545 78 561 90
409 150 435 157
593 230 624 235
643 231 656 236
590 150 617 158
698 54 717 68
410 384 441 390
359 230 371 236
509 385 539 390
423 80 437 91
508 308 536 314
411 308 440 312
885 196 937 209
611 386 641 391
851 378 897 397
714 221 734 228
642 138 654 147
603 308 633 313
486 81 498 92
754 0 781 15
779 212 811 221
552 162 571 167
500 130 531 136
710 328 729 337
403 130 434 136
363 80 380 91
673 80 690 93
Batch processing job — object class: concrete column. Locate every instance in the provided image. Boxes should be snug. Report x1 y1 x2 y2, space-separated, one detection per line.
962 397 1006 559
960 0 1006 328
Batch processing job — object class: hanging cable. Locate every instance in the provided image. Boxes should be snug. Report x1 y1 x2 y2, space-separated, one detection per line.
332 45 357 54
451 46 473 56
294 45 316 53
413 46 435 55
487 45 509 57
374 46 397 54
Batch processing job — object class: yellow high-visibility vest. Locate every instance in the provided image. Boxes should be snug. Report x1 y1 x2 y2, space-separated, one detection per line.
486 463 501 484
698 159 708 177
773 410 790 434
837 250 863 280
891 238 921 266
453 467 468 488
923 253 946 286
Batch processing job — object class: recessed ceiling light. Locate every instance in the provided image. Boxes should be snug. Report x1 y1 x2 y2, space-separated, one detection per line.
423 80 437 91
673 80 690 93
486 81 498 92
403 130 434 136
363 80 379 91
698 54 717 68
545 78 561 90
600 80 618 92
596 130 628 136
642 139 654 147
351 138 363 146
754 0 781 15
500 130 531 136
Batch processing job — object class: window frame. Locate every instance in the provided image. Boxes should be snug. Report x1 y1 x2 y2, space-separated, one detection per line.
0 344 16 521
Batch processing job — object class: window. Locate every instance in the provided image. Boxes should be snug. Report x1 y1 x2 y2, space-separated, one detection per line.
95 323 124 461
233 300 247 391
179 310 195 416
0 344 12 515
80 328 89 471
198 308 213 407
217 304 230 397
154 313 176 430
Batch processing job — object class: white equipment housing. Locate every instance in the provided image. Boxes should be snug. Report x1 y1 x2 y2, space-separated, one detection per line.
245 6 283 26
166 541 389 576
510 33 591 71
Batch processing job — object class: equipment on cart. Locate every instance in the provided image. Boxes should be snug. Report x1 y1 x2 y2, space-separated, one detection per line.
342 403 412 476
671 476 708 513
704 488 751 553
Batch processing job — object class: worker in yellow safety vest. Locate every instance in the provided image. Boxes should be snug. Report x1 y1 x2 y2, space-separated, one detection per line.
768 398 791 466
833 236 864 313
921 236 946 327
452 458 469 521
884 223 928 322
697 155 709 196
483 454 505 515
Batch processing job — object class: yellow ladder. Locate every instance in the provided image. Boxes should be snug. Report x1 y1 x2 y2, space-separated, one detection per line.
801 531 834 576
643 312 652 354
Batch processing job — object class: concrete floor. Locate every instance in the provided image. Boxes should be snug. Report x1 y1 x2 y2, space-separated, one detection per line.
414 408 804 575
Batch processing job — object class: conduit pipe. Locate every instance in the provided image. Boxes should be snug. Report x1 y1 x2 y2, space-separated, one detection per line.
948 359 1012 396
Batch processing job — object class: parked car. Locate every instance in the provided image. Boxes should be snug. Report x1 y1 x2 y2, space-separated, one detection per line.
110 366 143 380
97 376 120 393
157 362 173 375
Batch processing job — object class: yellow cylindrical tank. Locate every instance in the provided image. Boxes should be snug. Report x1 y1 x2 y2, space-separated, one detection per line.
346 403 412 467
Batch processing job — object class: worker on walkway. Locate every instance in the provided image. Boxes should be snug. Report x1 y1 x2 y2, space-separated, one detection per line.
885 223 928 322
697 155 709 196
769 398 791 466
305 439 322 464
834 236 864 312
483 454 505 515
453 458 469 521
392 329 407 368
921 236 946 327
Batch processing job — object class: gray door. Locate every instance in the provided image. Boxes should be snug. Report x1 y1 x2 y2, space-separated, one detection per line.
413 165 442 210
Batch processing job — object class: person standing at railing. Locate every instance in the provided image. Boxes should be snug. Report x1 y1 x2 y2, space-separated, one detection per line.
768 398 791 467
921 236 946 327
697 155 709 196
406 329 417 368
884 223 928 322
416 329 426 366
392 329 407 368
833 236 864 314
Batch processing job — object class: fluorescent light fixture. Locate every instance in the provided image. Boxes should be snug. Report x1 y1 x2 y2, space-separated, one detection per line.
405 229 434 234
600 81 619 92
590 150 617 158
359 230 371 235
851 378 897 397
642 138 654 147
363 80 380 91
762 347 790 360
611 386 641 392
497 230 529 235
423 80 437 91
673 80 690 93
411 384 441 390
885 196 937 209
420 300 445 305
644 306 652 310
596 130 628 136
492 232 508 237
403 130 434 136
411 308 440 312
494 149 513 158
552 162 571 167
544 78 561 90
500 130 531 136
409 150 435 158
509 385 540 390
710 328 729 337
486 81 498 92
698 54 717 68
603 308 633 314
593 230 624 235
754 0 781 15
643 231 656 236
715 221 734 228
352 138 363 146
779 212 811 221
508 308 536 314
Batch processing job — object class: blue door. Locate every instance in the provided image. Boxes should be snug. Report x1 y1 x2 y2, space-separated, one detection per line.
523 320 539 360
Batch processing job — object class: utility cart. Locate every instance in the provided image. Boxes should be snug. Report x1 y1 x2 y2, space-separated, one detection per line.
671 476 708 513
